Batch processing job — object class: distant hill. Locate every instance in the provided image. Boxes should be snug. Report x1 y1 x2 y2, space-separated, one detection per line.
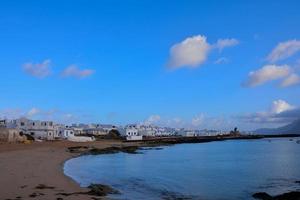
254 119 300 134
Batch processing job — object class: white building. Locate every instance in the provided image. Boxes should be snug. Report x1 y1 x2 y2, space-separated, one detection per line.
62 127 75 139
84 127 108 136
59 126 95 142
8 118 56 140
126 125 143 140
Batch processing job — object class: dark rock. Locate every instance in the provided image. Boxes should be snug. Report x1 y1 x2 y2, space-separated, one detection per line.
252 192 273 200
91 198 102 200
87 184 120 196
29 193 38 198
274 191 300 200
56 192 72 196
67 146 89 153
68 145 141 155
121 146 140 154
88 146 140 155
35 184 55 189
253 191 300 200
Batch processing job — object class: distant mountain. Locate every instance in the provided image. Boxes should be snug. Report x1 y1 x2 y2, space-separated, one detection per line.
254 119 300 135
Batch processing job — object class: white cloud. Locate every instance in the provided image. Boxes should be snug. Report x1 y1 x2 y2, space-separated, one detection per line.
168 35 211 69
191 114 205 127
214 38 239 51
61 65 95 79
237 100 297 124
144 115 161 125
267 40 300 62
0 107 81 124
27 108 40 117
190 114 232 130
214 57 229 64
280 73 300 87
0 108 41 119
168 35 238 69
243 64 291 87
23 59 52 78
271 99 294 114
164 117 185 128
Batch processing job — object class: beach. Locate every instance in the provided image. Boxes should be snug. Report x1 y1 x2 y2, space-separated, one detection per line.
0 140 132 200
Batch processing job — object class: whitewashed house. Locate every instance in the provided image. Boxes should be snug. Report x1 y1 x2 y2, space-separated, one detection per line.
9 118 56 140
139 125 156 136
101 124 117 133
60 126 95 142
61 127 75 139
72 127 84 135
84 127 107 136
126 125 143 140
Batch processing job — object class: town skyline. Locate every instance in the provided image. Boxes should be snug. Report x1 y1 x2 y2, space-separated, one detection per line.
1 1 300 131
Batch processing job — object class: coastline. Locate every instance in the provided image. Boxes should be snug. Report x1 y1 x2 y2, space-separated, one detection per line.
0 140 139 200
1 135 299 200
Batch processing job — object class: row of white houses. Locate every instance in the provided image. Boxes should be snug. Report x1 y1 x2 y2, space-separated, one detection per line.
0 118 96 142
123 124 230 140
1 119 175 142
0 118 232 142
124 124 179 140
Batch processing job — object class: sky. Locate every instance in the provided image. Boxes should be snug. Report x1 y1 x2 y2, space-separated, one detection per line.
0 0 300 130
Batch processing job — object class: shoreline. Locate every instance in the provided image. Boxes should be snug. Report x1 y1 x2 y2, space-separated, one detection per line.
1 135 300 200
0 140 140 200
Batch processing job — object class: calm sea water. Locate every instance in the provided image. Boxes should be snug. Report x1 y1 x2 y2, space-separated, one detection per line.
64 138 300 200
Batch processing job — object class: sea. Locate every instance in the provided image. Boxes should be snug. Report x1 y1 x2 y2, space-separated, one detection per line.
64 138 300 200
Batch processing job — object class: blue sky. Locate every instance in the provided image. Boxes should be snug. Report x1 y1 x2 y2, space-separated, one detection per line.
0 0 300 130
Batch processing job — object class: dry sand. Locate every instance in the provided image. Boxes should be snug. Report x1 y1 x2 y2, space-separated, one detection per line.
0 140 132 200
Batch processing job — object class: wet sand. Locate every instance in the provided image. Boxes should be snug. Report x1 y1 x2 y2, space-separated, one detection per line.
0 140 134 200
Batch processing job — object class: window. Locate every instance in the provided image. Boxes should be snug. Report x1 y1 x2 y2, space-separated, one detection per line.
21 122 25 126
32 122 35 126
31 132 35 136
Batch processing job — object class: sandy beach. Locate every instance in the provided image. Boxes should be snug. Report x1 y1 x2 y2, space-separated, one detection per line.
0 140 132 200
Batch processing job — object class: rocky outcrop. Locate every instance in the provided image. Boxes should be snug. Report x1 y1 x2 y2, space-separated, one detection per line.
253 191 300 200
67 145 140 155
87 184 120 196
